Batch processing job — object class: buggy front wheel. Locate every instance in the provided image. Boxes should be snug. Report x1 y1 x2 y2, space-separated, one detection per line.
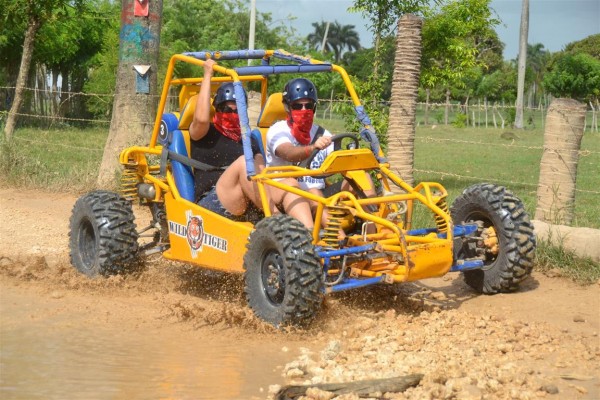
243 214 324 327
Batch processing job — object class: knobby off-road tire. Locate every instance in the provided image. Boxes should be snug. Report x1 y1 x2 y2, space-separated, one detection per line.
243 214 324 328
450 183 535 294
69 190 139 277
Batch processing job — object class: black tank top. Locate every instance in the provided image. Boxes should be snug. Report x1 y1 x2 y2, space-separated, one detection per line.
191 124 244 202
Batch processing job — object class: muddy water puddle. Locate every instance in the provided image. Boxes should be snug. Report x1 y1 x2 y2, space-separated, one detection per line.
0 284 307 399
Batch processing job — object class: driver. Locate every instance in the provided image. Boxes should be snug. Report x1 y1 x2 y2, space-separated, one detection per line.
265 78 342 235
265 78 377 238
265 78 333 196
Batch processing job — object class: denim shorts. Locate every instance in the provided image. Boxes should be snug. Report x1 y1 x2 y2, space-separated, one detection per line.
198 187 263 223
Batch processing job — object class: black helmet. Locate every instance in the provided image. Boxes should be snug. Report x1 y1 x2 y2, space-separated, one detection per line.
282 78 318 105
213 82 246 107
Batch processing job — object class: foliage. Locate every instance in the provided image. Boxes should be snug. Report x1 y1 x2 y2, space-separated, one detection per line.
342 36 395 100
83 4 120 118
542 52 600 101
420 0 501 92
333 70 391 150
563 33 600 59
452 112 467 127
350 0 435 40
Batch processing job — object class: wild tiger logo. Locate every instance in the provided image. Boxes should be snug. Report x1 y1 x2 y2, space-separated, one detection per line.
186 216 204 251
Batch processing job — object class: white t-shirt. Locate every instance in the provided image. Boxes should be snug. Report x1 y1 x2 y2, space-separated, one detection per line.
265 120 333 190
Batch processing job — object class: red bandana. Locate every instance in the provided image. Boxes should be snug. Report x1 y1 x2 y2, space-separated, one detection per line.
213 112 241 142
287 109 314 145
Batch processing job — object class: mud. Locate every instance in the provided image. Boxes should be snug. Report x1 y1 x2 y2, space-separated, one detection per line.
1 187 599 399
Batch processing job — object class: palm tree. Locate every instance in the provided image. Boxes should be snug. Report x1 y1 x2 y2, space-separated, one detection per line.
386 14 423 187
307 21 332 52
307 21 361 63
526 43 550 108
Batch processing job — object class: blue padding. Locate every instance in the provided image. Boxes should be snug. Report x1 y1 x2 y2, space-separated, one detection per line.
159 113 180 145
162 113 180 131
233 82 256 177
184 50 268 60
250 129 265 158
234 64 332 76
169 130 195 202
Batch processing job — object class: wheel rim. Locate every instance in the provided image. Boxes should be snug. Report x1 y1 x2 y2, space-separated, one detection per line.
464 212 498 271
78 218 97 270
261 250 286 305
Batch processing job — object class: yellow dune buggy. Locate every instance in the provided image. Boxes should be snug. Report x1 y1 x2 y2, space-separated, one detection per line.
69 50 536 327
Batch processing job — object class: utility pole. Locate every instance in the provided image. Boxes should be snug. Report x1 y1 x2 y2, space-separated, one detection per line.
515 0 529 129
248 0 256 66
321 21 330 53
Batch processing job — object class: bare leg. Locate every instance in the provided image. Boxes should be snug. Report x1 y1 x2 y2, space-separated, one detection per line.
216 155 314 230
215 156 250 215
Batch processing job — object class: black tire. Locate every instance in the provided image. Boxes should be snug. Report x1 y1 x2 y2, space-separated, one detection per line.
450 183 535 294
243 214 324 327
69 190 139 277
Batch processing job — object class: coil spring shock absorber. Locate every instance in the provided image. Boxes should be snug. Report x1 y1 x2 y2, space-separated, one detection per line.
434 196 449 234
322 206 348 248
120 161 139 201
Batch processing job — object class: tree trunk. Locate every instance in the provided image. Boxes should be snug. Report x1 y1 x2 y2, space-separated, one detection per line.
276 374 423 398
97 0 163 188
514 0 529 129
4 16 40 140
424 88 430 125
386 14 423 188
535 98 586 225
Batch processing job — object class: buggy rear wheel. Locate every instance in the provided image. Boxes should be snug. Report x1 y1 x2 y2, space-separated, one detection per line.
69 190 139 277
450 183 535 294
243 214 323 327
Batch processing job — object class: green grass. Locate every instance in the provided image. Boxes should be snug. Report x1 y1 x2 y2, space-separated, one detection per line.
413 125 600 229
0 126 108 192
535 239 600 284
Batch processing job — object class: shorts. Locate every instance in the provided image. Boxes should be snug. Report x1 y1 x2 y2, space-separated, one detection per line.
198 187 263 223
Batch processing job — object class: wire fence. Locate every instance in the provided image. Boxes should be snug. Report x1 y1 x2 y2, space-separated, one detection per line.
2 86 599 201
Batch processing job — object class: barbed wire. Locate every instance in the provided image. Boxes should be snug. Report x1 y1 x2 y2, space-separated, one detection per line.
3 86 598 112
1 111 111 124
417 136 600 155
414 168 600 195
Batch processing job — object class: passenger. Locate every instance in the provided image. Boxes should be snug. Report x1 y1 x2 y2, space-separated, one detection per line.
189 59 257 202
198 154 315 229
265 78 376 233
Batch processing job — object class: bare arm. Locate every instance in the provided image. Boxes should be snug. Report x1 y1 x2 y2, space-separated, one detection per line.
189 59 216 141
274 136 331 163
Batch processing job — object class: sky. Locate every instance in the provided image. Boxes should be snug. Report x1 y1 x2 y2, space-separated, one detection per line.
255 0 600 60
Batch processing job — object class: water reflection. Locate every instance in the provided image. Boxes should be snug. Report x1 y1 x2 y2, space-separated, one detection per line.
1 303 290 399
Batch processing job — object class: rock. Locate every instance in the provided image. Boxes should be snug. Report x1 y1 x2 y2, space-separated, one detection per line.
285 368 305 378
429 291 447 301
573 315 586 323
50 291 64 299
540 384 559 394
321 340 342 361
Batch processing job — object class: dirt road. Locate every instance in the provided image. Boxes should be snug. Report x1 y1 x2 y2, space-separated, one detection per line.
1 187 598 399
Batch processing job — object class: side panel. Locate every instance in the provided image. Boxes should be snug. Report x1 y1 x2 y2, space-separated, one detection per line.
162 192 253 273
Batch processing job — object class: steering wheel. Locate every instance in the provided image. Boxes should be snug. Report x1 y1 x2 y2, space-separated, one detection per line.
298 133 360 169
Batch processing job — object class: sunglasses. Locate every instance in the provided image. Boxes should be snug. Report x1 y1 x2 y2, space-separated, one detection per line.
290 102 316 111
217 105 238 114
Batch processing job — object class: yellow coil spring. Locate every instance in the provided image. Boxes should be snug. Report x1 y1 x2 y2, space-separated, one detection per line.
120 163 139 201
322 206 347 248
434 197 449 234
